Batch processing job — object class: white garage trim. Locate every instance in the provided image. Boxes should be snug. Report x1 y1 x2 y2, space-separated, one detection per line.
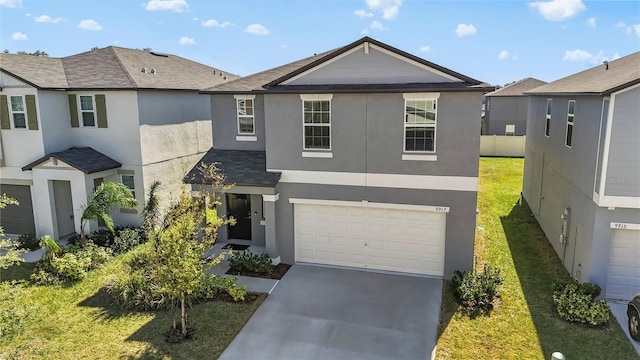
293 201 446 276
606 228 640 300
289 198 450 213
610 222 640 230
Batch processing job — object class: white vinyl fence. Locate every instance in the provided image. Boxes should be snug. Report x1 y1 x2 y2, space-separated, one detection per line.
480 135 526 157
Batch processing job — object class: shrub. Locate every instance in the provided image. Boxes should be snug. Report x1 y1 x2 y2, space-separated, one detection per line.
51 253 92 281
31 241 112 284
229 252 273 275
66 226 146 253
112 228 142 254
17 233 39 251
552 282 609 327
452 264 503 312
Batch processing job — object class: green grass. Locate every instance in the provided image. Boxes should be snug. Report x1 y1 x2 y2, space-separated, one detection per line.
436 158 637 360
0 251 265 360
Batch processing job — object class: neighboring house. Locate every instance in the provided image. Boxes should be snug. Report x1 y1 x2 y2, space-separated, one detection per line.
522 52 640 300
483 77 547 136
187 37 492 278
0 48 236 239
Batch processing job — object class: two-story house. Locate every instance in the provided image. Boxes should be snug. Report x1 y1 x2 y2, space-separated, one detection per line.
0 47 236 239
522 52 640 300
186 37 492 278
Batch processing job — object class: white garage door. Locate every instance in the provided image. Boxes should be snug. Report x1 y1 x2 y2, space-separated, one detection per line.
606 229 640 300
294 202 446 276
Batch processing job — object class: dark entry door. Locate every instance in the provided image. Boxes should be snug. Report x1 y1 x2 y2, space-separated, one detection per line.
227 194 251 240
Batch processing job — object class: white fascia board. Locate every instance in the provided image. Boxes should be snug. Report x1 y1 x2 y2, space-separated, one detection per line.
300 94 333 100
289 198 450 213
403 93 440 99
262 193 280 202
597 195 640 209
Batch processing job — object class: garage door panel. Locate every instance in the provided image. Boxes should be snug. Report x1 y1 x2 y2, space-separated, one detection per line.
294 203 445 276
607 229 640 300
0 184 36 235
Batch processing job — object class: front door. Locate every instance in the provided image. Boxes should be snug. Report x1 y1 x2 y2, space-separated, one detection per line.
226 194 251 240
53 180 75 237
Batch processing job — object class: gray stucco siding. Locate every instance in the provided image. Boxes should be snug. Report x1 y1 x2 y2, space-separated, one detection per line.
137 91 210 126
484 96 528 136
603 86 640 197
211 95 266 151
287 47 458 85
264 92 481 177
39 90 74 154
273 183 477 279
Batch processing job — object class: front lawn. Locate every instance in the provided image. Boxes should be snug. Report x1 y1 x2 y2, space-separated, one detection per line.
0 251 265 359
436 158 636 359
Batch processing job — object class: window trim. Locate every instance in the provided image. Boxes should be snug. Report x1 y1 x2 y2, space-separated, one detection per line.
9 95 27 129
234 95 256 135
565 99 575 148
120 174 136 199
79 95 97 127
545 98 552 138
403 97 437 153
302 98 332 151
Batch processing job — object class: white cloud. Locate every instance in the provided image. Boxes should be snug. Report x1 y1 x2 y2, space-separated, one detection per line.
192 17 199 21
612 52 620 60
354 9 373 18
244 24 270 35
365 0 403 20
562 49 611 64
35 15 66 23
528 0 585 21
587 17 596 28
498 50 510 60
77 19 103 31
0 0 21 8
361 28 369 35
455 23 477 37
144 0 189 12
25 13 30 16
627 24 640 37
201 19 232 28
615 21 626 28
419 45 430 52
178 36 195 45
280 44 287 49
370 20 386 30
512 55 519 60
11 32 27 40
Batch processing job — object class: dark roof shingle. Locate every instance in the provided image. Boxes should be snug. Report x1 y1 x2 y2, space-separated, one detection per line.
184 149 280 187
485 78 547 97
22 147 121 174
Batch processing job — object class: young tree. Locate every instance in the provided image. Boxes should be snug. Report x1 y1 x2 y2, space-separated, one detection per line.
142 180 161 234
0 194 25 280
80 183 137 242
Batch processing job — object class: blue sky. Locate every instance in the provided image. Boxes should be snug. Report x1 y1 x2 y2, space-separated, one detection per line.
1 0 638 86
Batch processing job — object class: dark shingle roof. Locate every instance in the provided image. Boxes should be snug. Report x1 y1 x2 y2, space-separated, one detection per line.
22 147 121 173
1 47 238 90
203 36 492 94
184 149 281 187
485 78 547 97
526 51 640 95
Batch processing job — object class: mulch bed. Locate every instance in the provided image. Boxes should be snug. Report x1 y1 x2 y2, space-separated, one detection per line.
226 263 291 280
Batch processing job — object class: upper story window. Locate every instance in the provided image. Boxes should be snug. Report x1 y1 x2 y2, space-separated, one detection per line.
10 96 27 129
404 98 437 152
236 97 255 135
545 99 552 137
80 95 96 127
121 174 135 199
565 100 575 147
302 97 331 150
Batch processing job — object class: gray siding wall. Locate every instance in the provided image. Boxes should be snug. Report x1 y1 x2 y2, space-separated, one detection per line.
137 91 210 126
264 92 481 177
484 96 528 136
603 86 640 197
211 95 266 151
39 90 73 154
287 47 457 85
274 183 477 278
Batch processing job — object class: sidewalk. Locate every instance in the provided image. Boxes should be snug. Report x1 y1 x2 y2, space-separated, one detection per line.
207 259 279 294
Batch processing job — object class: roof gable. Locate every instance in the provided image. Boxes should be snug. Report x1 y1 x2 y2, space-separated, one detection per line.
0 54 68 89
22 147 121 174
485 78 547 97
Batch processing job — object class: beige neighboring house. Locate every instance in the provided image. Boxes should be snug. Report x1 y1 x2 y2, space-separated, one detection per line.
0 48 237 239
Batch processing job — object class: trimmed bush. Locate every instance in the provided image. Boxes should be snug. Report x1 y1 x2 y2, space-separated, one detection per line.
30 241 112 284
17 233 39 251
112 228 142 255
228 252 272 275
552 282 609 327
452 264 503 312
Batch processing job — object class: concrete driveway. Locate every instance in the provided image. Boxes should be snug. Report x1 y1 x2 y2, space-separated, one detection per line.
220 264 443 360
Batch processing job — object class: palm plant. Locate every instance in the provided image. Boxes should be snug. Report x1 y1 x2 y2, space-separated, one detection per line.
39 235 61 263
80 182 138 242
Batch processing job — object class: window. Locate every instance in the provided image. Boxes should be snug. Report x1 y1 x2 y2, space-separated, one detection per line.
121 175 135 199
505 124 515 136
10 96 26 129
404 99 437 152
303 100 331 150
236 98 255 134
565 100 575 147
79 95 96 127
545 99 552 137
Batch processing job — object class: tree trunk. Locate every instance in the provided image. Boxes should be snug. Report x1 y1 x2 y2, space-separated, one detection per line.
80 221 87 243
181 294 187 336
